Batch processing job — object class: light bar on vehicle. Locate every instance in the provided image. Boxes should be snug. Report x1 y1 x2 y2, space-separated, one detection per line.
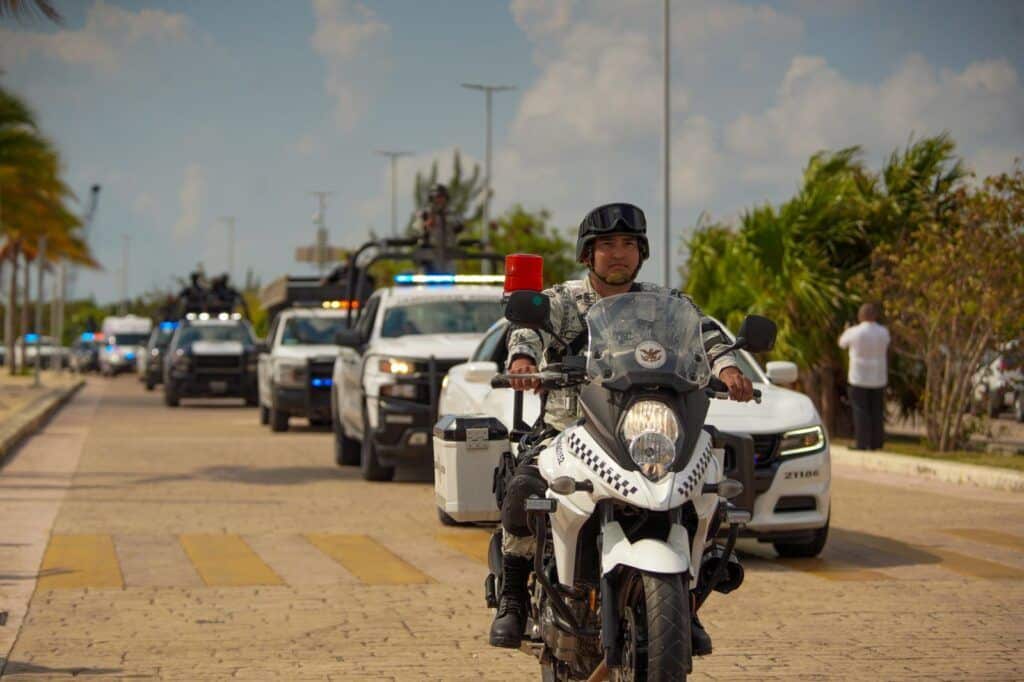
159 321 178 331
80 332 95 342
320 300 358 310
25 333 39 343
393 274 506 286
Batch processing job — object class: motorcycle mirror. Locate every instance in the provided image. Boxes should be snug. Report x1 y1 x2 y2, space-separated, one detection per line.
736 315 777 353
505 290 550 329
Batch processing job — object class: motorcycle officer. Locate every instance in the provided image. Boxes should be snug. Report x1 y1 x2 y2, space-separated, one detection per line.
490 202 754 654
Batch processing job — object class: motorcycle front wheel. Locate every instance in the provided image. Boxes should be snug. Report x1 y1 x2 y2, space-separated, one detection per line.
611 569 691 682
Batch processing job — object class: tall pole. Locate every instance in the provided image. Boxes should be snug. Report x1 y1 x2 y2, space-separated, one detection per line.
220 216 236 282
309 191 333 274
375 151 413 238
663 0 671 288
33 236 45 387
120 234 131 315
461 83 516 272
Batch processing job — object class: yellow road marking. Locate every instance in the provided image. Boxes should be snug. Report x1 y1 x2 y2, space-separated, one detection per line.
179 534 283 587
306 534 431 585
777 558 891 581
436 530 494 564
942 528 1024 553
38 534 124 590
924 546 1024 580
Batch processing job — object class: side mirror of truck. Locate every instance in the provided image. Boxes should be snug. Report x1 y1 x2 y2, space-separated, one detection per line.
505 290 550 329
334 329 362 349
735 315 777 353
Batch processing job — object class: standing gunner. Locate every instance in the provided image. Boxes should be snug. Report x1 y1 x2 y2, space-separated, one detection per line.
489 202 755 655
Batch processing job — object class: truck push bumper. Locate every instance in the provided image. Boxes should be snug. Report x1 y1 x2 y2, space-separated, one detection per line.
373 398 434 466
273 386 332 419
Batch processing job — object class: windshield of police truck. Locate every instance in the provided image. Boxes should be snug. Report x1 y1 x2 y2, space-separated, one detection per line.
281 316 348 346
380 299 504 338
176 324 253 348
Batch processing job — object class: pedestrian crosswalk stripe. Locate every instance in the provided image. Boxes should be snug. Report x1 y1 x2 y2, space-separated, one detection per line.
942 528 1024 553
306 534 432 585
777 558 892 581
436 530 493 565
922 546 1024 580
179 534 284 587
38 534 124 590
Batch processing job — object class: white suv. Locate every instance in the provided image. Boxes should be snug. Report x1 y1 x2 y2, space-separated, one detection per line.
331 282 505 481
439 319 832 557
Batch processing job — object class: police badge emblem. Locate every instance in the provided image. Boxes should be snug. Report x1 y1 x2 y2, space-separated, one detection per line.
635 340 667 369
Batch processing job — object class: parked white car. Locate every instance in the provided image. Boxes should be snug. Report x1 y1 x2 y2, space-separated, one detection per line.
971 340 1023 421
99 315 153 376
13 335 68 369
438 318 832 557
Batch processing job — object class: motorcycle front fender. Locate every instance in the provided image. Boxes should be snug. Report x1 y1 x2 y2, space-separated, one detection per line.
601 520 691 576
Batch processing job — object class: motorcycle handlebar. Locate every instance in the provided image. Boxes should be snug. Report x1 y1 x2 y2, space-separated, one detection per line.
492 372 762 402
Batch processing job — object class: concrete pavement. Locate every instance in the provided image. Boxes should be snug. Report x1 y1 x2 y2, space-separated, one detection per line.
1 377 1022 679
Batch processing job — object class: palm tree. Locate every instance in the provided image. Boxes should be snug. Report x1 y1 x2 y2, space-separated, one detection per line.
0 0 60 23
1 85 95 372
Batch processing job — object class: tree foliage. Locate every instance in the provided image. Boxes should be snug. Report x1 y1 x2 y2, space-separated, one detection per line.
861 166 1024 450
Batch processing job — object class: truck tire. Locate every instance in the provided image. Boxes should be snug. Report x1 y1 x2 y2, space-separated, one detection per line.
244 391 258 407
145 378 155 391
164 382 180 407
360 408 394 482
773 519 830 558
332 387 361 466
270 398 289 432
259 404 269 425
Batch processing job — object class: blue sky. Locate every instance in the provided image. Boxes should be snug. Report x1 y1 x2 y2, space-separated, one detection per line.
2 0 1022 303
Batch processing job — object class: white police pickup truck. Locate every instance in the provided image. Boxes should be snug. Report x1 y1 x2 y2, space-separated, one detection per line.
439 318 831 557
257 307 351 432
331 274 505 481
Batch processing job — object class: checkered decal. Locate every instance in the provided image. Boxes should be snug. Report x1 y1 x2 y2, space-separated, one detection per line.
676 440 713 499
565 431 640 498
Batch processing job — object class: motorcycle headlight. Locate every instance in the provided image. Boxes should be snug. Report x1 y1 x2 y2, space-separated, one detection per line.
621 401 680 480
779 425 826 456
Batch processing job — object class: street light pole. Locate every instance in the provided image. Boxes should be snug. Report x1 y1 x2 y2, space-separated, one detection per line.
461 83 516 271
663 0 671 288
33 236 45 387
120 234 131 315
220 216 236 282
376 150 413 238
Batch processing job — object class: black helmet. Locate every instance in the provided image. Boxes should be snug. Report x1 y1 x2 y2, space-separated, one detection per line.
428 183 449 200
576 203 650 263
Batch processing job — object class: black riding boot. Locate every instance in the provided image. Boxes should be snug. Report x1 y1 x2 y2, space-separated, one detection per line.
692 613 712 656
489 554 531 648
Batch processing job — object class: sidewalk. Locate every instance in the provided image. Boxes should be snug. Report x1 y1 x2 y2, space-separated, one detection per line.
832 442 1024 493
0 370 84 466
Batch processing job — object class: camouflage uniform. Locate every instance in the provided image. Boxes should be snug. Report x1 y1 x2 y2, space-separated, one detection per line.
506 276 739 431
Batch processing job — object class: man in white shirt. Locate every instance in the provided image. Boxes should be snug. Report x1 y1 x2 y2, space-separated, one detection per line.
838 303 891 450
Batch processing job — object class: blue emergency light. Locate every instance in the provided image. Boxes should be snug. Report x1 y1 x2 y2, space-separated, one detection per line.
160 321 178 331
311 377 333 388
393 273 506 286
25 333 39 343
81 332 95 342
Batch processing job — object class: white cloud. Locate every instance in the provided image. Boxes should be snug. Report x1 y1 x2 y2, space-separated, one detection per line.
310 0 390 131
289 134 316 156
172 163 204 241
132 192 158 217
509 0 572 40
0 0 188 73
725 54 1024 189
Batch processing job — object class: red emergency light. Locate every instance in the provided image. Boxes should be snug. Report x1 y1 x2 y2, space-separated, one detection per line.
504 253 544 293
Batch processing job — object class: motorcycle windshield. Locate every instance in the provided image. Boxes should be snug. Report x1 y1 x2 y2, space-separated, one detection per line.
586 291 711 388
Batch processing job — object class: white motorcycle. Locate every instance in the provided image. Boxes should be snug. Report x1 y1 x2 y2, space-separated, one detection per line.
485 290 776 681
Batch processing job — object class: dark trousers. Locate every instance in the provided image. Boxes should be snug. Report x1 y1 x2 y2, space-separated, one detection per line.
849 385 885 450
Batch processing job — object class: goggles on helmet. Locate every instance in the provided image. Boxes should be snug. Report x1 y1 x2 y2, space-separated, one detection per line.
581 203 647 235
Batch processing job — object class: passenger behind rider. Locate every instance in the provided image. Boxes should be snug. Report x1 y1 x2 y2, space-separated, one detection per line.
489 202 754 656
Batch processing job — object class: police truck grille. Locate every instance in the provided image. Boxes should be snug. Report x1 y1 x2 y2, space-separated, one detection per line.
194 355 240 371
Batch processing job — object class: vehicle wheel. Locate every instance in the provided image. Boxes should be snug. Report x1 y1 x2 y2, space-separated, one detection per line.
332 388 361 466
145 378 155 391
773 520 830 558
259 404 269 426
437 507 463 526
360 407 394 482
164 383 180 407
270 399 289 432
309 416 331 427
244 391 258 407
611 569 690 682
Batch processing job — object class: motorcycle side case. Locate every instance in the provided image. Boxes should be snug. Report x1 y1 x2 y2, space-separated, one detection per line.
432 415 508 522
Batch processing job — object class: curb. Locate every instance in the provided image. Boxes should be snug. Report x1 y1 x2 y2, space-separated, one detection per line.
0 379 85 467
832 443 1024 493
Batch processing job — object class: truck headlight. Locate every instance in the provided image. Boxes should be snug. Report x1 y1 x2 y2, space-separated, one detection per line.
779 425 826 456
620 401 680 480
379 358 415 374
276 361 306 388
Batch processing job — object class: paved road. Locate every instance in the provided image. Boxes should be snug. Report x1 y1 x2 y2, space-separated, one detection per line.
1 378 1022 680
